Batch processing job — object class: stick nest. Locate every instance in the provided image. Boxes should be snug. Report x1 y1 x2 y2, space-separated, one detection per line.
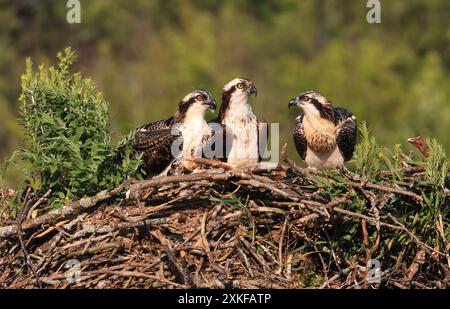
1 155 449 289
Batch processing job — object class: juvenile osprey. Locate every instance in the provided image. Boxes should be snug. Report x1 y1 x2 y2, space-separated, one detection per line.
125 90 216 176
213 78 267 165
288 91 357 169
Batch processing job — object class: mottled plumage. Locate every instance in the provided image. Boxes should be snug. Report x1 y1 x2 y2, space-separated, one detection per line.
333 108 357 162
137 116 176 132
122 90 216 176
134 127 179 175
289 91 357 169
293 114 307 160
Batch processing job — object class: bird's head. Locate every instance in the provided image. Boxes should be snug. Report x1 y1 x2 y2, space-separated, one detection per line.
222 77 257 105
177 89 217 120
288 90 333 120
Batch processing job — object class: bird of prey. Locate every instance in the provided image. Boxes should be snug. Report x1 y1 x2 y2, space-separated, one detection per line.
212 78 267 166
288 91 357 169
124 90 216 176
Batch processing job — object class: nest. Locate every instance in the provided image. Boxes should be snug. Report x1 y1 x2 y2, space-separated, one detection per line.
0 153 449 289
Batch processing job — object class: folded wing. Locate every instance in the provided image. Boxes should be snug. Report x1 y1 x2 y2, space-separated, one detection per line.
292 115 307 160
333 108 357 162
135 127 182 175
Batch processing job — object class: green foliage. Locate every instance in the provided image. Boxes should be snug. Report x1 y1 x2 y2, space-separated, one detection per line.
317 131 449 268
11 48 141 205
425 138 448 190
353 122 382 180
421 138 449 224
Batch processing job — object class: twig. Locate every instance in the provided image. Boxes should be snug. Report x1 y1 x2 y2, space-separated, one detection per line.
333 207 401 230
0 184 126 238
240 237 269 271
163 245 192 287
127 170 251 199
85 270 185 287
350 181 423 202
238 179 299 200
27 189 52 219
276 217 288 275
17 188 42 289
404 249 426 282
66 241 123 258
387 214 446 258
200 211 211 256
361 219 371 265
280 143 308 176
298 213 320 224
187 157 233 170
319 266 353 289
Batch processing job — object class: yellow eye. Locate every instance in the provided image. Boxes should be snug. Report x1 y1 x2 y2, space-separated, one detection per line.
303 96 310 102
196 95 204 101
237 83 244 89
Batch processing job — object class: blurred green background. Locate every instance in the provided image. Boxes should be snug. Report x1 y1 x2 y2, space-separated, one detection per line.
0 0 449 186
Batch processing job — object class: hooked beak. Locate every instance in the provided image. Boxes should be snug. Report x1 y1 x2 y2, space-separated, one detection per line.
203 99 217 111
288 97 299 109
247 85 258 96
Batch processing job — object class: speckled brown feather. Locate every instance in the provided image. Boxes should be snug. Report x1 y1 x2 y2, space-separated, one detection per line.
333 108 357 162
134 127 182 176
293 115 307 160
293 108 356 162
137 116 176 132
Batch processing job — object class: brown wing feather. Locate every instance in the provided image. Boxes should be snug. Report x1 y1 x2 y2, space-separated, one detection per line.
293 115 307 160
135 128 182 176
137 116 176 132
333 108 357 162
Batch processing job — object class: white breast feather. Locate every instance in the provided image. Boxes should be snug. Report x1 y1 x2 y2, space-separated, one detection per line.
223 97 259 165
180 107 211 158
305 146 344 169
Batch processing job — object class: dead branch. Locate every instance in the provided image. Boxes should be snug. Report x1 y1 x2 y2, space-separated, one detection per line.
0 184 129 238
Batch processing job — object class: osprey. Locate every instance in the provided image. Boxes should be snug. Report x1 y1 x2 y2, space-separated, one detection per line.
288 91 357 169
213 78 267 165
126 90 216 176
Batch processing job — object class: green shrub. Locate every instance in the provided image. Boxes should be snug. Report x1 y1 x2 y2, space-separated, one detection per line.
353 121 382 181
325 124 449 261
12 48 142 206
